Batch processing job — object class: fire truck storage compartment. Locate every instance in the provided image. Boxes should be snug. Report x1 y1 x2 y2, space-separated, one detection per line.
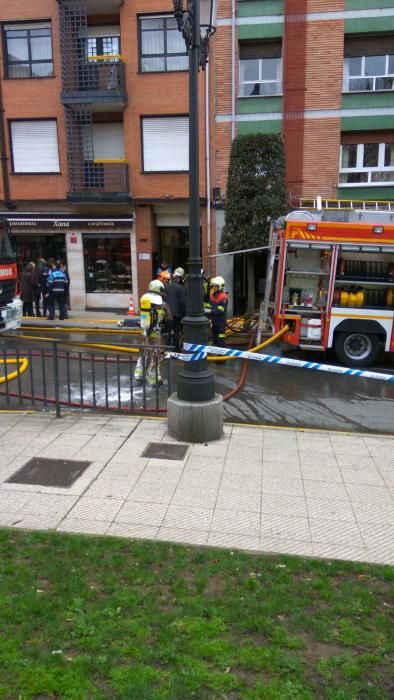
283 245 331 308
334 249 394 309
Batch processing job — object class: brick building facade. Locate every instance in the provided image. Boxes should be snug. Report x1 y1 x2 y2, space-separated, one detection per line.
212 0 394 311
1 0 393 314
0 0 213 310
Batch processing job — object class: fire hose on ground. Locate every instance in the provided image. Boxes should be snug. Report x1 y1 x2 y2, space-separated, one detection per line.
0 357 29 384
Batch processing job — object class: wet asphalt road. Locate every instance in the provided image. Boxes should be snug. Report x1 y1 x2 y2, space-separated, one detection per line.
2 330 394 434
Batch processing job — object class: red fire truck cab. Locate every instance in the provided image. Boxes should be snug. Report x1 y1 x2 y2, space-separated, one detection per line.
273 218 394 367
0 222 22 331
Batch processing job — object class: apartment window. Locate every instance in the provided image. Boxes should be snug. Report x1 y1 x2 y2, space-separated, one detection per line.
343 55 394 92
4 22 54 78
10 120 60 173
87 27 120 61
142 116 189 172
339 142 394 185
239 41 282 97
139 15 188 72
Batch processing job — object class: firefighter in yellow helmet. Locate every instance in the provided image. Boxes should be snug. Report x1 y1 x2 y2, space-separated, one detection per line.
134 279 172 387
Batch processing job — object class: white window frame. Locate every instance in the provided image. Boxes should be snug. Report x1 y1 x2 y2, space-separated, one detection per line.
10 119 60 174
239 57 282 97
141 116 189 172
339 142 394 186
343 55 394 92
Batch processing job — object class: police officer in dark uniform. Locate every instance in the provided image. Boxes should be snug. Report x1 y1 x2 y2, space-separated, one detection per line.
46 261 68 321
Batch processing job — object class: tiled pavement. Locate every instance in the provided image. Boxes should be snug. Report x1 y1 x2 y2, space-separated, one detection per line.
0 412 393 565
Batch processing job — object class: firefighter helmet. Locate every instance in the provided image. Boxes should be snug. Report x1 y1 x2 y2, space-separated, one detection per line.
173 267 185 279
158 270 171 283
210 276 225 291
148 279 165 295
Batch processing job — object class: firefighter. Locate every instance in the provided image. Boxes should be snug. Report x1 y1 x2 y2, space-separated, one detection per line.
158 270 171 285
165 267 186 351
134 279 172 388
207 276 228 347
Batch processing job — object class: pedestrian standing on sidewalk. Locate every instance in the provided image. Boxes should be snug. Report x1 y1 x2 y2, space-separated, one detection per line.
20 262 35 317
165 267 186 351
46 261 68 321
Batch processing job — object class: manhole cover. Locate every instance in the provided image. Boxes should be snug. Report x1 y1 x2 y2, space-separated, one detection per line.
7 457 92 488
141 442 189 460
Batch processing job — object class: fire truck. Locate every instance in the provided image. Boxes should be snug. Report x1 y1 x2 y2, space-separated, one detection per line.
0 221 22 331
266 201 394 367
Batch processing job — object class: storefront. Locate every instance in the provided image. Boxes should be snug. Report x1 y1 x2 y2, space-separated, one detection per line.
3 215 136 311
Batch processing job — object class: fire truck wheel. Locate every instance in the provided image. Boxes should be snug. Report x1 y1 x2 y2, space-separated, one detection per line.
334 332 381 367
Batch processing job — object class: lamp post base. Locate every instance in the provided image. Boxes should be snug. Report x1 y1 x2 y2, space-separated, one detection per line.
167 392 223 443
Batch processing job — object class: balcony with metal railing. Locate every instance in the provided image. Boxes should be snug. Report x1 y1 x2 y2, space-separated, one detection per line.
67 159 131 202
58 0 127 107
61 56 127 106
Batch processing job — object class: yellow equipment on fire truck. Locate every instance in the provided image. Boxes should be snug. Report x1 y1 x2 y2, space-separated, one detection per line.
265 203 394 367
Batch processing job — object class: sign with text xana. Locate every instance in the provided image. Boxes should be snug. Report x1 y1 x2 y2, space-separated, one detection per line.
3 216 135 232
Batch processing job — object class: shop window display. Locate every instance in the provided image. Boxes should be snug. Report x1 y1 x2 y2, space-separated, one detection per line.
84 235 132 293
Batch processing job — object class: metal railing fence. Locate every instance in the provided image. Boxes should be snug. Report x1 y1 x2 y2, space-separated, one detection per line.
0 337 173 417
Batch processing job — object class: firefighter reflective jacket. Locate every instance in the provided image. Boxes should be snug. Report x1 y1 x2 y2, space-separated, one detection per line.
209 290 228 323
139 292 172 336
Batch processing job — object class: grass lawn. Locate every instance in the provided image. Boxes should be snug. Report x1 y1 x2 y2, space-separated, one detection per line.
0 530 392 699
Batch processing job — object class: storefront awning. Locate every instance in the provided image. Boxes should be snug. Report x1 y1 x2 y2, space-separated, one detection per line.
0 214 135 232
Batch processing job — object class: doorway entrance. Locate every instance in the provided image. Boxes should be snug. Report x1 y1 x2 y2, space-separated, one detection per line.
158 227 190 272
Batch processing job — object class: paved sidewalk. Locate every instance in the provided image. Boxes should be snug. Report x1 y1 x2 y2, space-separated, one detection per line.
0 412 393 565
21 309 134 331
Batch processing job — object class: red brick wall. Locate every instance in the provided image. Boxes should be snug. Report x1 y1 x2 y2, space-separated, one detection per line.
124 1 207 202
302 11 344 199
283 1 308 200
0 0 68 202
283 2 345 201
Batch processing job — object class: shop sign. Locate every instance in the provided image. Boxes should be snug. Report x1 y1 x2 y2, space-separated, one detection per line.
4 216 135 232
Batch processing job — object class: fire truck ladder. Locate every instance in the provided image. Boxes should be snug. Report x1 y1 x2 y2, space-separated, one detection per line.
256 222 281 344
296 197 394 212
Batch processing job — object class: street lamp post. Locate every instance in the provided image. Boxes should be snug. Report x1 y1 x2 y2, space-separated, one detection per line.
167 0 223 442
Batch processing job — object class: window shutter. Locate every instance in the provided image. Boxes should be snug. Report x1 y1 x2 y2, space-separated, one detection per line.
92 123 124 160
239 40 282 60
344 35 394 57
86 25 120 38
11 120 60 173
142 117 189 171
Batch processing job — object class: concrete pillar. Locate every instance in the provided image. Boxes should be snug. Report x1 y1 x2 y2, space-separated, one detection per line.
65 231 86 311
167 393 223 443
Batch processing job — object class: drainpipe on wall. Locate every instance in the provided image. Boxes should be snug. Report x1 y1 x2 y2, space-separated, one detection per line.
231 0 236 140
0 76 14 210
